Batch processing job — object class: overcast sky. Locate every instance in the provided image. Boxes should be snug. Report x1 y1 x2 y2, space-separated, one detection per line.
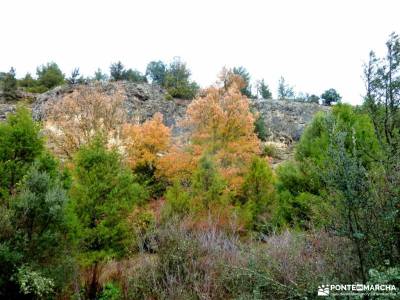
1 0 399 104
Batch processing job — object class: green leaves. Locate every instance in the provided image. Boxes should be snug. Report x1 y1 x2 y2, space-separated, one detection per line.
163 57 199 99
69 138 147 264
36 62 65 90
16 266 55 298
0 107 44 199
0 67 18 101
321 88 341 106
191 156 226 208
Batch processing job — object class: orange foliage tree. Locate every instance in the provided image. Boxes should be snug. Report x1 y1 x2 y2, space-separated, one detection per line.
122 113 171 171
159 72 261 191
44 84 126 159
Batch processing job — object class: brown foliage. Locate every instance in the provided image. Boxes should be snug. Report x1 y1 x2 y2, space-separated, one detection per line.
218 66 246 91
160 74 260 191
44 84 126 159
123 113 171 170
157 143 198 183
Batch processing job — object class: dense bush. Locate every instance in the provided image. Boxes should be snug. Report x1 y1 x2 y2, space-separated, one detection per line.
0 107 44 199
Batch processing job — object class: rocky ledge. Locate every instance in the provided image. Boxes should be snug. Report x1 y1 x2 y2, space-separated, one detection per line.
2 82 329 141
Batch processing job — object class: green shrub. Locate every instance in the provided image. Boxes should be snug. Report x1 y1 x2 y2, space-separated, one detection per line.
1 68 18 101
263 144 279 158
164 92 173 100
162 181 190 219
240 157 275 230
163 57 199 99
254 115 267 141
99 282 122 300
36 62 65 90
16 266 55 299
0 107 44 199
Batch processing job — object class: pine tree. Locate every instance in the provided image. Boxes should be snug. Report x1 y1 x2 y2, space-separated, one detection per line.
191 156 226 208
232 66 253 98
36 62 65 90
241 157 275 228
69 137 147 299
256 79 272 99
277 76 294 100
1 67 18 101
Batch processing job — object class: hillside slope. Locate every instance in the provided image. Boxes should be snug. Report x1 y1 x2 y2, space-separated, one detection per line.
2 81 329 142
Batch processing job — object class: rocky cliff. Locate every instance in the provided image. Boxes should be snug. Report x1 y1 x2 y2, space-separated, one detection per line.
31 82 190 135
252 98 329 142
2 82 329 141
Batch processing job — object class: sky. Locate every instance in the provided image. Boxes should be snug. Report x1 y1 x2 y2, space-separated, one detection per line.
1 0 399 104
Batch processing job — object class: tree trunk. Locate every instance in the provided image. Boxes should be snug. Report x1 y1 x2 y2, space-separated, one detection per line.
86 262 99 300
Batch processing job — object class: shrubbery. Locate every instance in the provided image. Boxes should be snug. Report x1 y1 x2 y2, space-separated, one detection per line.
126 223 357 299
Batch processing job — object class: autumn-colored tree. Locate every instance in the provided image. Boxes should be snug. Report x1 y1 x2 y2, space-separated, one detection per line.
44 84 126 159
160 71 261 191
218 67 246 92
157 141 201 185
123 113 171 196
123 113 170 170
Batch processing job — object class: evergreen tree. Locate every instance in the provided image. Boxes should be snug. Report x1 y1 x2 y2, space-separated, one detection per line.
233 66 253 98
191 156 226 208
124 69 147 83
163 180 190 218
11 164 71 297
36 62 65 90
69 137 147 299
321 88 341 106
1 68 18 101
0 107 44 198
18 73 37 89
0 110 71 299
363 32 400 264
66 68 83 84
163 57 199 99
241 157 275 229
254 114 267 141
109 61 126 81
256 79 272 99
308 94 320 104
93 68 108 81
146 60 167 85
277 76 294 100
110 61 146 83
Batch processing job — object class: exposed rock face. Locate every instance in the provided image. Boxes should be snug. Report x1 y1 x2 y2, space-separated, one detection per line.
31 82 190 135
251 99 330 142
0 90 36 121
0 102 17 121
3 82 329 141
